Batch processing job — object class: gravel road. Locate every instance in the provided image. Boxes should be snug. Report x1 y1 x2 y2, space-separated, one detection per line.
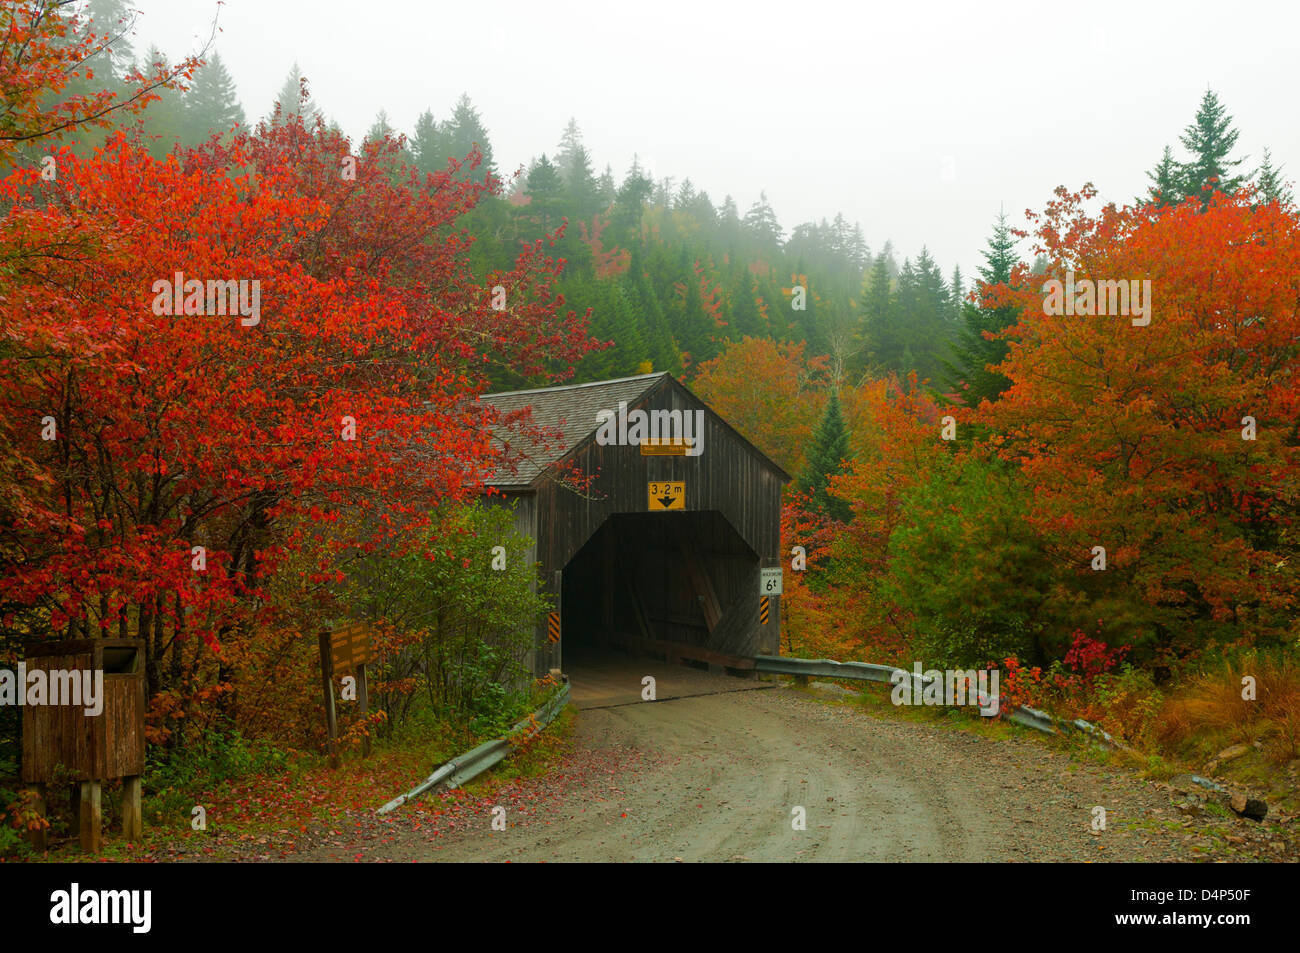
352 680 1276 863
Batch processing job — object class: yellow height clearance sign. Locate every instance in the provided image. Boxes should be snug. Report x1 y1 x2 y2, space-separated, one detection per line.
648 481 685 511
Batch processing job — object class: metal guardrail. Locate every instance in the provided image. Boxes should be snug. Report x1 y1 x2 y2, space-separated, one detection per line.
754 655 1128 751
376 682 571 815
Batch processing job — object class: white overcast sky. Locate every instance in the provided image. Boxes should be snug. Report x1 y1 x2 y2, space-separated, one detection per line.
124 0 1300 280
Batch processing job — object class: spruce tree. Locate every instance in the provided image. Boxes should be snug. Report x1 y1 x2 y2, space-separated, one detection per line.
410 109 445 174
182 51 245 145
563 142 600 218
443 93 495 179
555 118 584 179
1144 145 1182 207
859 253 896 372
1255 148 1294 205
271 63 320 125
1178 89 1247 205
596 164 617 206
742 191 784 249
525 153 565 233
798 391 852 521
134 45 185 158
943 211 1018 406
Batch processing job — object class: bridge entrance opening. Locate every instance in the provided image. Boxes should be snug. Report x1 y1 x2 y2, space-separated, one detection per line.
559 510 759 671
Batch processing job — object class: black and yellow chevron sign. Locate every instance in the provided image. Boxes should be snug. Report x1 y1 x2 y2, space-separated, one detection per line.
547 611 561 643
760 596 770 625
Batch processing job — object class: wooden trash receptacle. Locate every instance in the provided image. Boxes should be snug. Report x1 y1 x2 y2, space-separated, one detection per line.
19 638 146 852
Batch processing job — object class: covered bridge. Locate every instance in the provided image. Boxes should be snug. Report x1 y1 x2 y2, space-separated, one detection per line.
480 372 790 677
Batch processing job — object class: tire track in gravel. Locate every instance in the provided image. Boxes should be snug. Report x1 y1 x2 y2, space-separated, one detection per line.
372 685 1202 863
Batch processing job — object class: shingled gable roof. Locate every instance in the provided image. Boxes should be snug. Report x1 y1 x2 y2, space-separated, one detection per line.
478 372 790 489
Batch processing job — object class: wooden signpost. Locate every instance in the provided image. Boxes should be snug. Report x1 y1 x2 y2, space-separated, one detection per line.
319 623 374 765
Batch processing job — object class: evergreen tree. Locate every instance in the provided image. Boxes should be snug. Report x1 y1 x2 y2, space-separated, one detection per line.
943 211 1019 406
410 109 445 174
443 93 495 179
689 190 717 228
848 224 869 270
859 253 896 371
182 51 245 145
622 245 680 375
1144 145 1182 207
78 0 135 82
718 195 741 244
525 153 565 233
727 262 764 340
742 191 783 249
271 63 320 125
1178 89 1247 205
798 391 852 521
1255 148 1294 205
563 142 600 218
134 45 185 158
596 164 617 206
365 109 396 143
364 109 409 165
675 177 696 209
949 265 964 321
611 157 653 245
555 117 584 179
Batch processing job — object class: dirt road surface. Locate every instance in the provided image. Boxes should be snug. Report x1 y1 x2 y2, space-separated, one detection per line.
336 656 1268 863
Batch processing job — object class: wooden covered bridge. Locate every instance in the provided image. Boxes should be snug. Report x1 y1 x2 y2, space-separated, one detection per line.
480 372 789 678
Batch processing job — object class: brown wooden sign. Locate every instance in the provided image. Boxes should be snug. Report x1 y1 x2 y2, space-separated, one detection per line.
329 623 372 675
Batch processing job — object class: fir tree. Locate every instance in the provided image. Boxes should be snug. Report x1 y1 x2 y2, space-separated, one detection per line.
525 153 565 233
943 211 1018 406
271 63 320 125
134 45 185 158
555 117 584 179
410 109 445 174
1178 89 1247 205
1255 148 1294 206
443 93 495 179
1144 145 1182 207
742 191 784 249
182 51 245 145
798 391 852 521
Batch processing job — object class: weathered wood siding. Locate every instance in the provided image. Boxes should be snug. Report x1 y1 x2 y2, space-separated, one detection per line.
521 377 785 670
20 639 146 783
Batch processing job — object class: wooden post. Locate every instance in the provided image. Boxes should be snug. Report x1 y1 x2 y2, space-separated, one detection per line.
357 663 370 758
79 779 101 853
122 775 143 841
318 630 339 769
25 784 46 851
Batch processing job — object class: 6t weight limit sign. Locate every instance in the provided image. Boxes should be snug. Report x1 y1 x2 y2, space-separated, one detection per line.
760 567 782 595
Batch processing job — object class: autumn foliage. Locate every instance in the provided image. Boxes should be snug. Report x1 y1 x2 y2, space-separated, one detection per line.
0 97 597 748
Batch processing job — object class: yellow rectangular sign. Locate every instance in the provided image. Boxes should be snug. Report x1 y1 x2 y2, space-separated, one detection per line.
640 437 693 456
648 481 685 511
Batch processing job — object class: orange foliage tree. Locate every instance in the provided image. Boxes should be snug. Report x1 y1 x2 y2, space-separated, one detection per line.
981 185 1300 662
